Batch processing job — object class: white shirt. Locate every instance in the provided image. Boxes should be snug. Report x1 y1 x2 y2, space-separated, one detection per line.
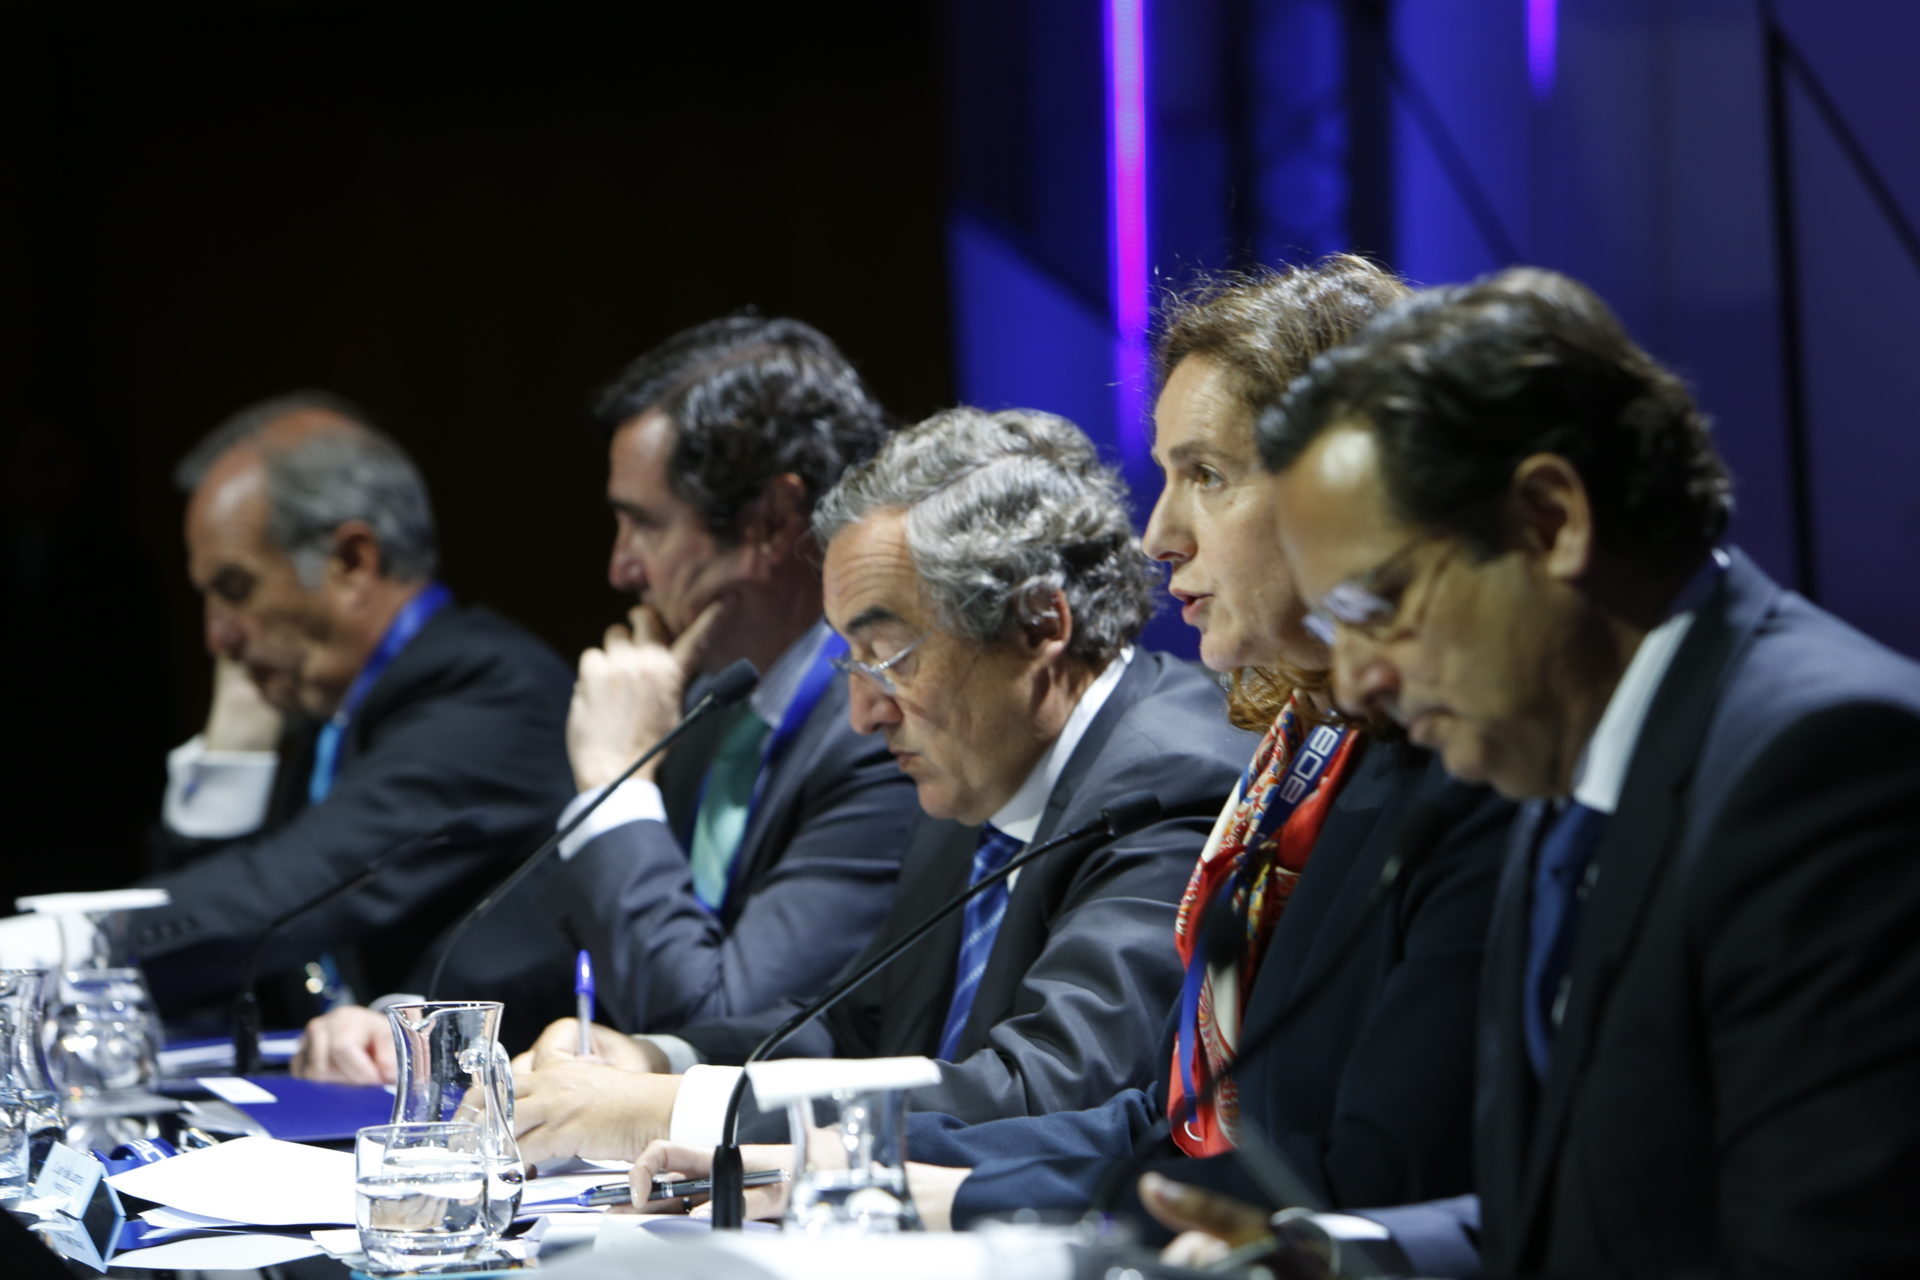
659 646 1136 1147
1568 549 1727 816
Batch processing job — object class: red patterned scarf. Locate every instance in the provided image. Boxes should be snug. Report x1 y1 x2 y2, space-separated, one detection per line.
1166 697 1362 1155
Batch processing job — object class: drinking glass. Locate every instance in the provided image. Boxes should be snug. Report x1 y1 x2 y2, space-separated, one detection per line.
47 968 160 1100
783 1086 921 1234
355 1121 488 1272
0 969 64 1204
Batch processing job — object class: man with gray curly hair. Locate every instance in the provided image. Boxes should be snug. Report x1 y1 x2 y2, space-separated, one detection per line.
507 406 1253 1161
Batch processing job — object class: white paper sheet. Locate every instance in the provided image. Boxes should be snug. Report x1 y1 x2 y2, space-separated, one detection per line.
197 1076 279 1104
107 1134 356 1225
111 1231 326 1268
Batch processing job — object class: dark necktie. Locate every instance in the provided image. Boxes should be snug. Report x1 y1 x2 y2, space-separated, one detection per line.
1524 801 1608 1076
937 826 1024 1061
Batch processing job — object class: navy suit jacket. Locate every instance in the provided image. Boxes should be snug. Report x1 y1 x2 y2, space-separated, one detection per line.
136 604 578 1044
683 651 1256 1135
542 667 923 1033
910 744 1508 1233
1387 550 1920 1279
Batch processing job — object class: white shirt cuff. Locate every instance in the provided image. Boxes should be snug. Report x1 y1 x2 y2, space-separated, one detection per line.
556 778 669 861
638 1034 705 1075
667 1064 744 1149
164 734 278 839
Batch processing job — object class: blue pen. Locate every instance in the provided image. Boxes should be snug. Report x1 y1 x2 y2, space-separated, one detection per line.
575 950 596 1058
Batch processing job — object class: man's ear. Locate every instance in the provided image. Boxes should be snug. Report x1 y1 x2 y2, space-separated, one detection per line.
741 473 811 566
325 520 385 595
1018 585 1073 660
1507 453 1594 582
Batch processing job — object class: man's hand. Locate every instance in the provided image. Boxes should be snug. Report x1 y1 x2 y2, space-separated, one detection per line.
630 1140 795 1219
511 1057 682 1165
204 656 284 752
516 1017 666 1073
567 602 725 792
906 1162 972 1231
1141 1172 1332 1278
292 1005 397 1084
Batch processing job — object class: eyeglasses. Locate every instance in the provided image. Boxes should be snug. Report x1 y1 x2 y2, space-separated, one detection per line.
830 624 938 698
1302 534 1453 646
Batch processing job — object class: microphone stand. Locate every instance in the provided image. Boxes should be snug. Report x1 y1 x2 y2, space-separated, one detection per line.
422 659 759 1000
707 790 1165 1228
230 820 481 1074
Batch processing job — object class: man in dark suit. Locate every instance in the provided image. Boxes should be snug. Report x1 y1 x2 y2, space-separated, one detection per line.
1156 269 1920 1277
296 317 925 1078
509 406 1252 1162
129 394 577 1039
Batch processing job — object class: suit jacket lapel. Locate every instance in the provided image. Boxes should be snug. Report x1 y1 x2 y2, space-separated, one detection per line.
954 654 1163 1051
1241 741 1397 1027
1474 798 1542 1269
886 820 980 1054
1511 553 1781 1243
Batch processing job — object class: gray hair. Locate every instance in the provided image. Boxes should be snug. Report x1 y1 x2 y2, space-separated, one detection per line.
813 406 1154 666
175 391 439 585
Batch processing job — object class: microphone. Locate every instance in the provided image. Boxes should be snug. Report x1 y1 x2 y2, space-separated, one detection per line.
707 789 1164 1228
231 817 489 1074
422 659 759 1000
1083 779 1486 1258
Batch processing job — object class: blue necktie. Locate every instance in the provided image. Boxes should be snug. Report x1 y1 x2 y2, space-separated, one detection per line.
1523 801 1608 1076
937 826 1024 1061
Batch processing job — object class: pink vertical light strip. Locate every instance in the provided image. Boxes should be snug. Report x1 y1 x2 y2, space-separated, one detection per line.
1106 0 1150 462
1527 0 1557 99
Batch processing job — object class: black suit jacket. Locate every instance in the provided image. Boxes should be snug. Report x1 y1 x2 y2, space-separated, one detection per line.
914 744 1509 1229
541 668 922 1032
1469 550 1920 1278
135 604 577 1043
683 651 1256 1132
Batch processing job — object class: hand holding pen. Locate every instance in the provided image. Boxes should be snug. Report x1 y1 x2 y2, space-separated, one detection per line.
574 950 596 1059
574 1168 789 1209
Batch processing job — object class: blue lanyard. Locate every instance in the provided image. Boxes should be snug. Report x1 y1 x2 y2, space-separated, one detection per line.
308 582 453 805
1175 722 1347 1129
710 630 848 912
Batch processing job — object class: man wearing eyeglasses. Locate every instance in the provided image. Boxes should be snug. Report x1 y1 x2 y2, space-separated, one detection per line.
506 406 1253 1161
1146 269 1920 1278
294 316 927 1081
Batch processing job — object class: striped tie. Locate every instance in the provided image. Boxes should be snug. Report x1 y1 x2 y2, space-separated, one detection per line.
936 826 1024 1061
1524 800 1608 1076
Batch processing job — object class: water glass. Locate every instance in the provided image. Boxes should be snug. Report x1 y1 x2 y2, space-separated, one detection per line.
784 1087 921 1234
0 969 64 1204
47 968 160 1100
355 1121 488 1272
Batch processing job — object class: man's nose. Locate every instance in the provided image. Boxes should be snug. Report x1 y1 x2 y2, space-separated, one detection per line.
846 673 901 737
204 609 244 658
608 540 645 594
1331 632 1400 721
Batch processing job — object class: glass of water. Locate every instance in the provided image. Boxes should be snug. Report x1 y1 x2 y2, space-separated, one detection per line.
355 1121 489 1272
47 967 161 1100
783 1086 921 1234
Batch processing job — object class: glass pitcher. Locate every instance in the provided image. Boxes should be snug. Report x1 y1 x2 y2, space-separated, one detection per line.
0 969 65 1204
385 1000 523 1239
783 1085 921 1234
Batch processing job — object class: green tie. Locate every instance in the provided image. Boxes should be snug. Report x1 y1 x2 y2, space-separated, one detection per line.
689 703 770 910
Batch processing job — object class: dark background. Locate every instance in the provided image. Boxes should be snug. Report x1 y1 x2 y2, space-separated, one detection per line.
1 3 954 892
7 0 1917 898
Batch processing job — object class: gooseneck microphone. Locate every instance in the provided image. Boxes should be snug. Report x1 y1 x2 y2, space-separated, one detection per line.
422 659 759 1000
707 789 1164 1229
231 818 489 1074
